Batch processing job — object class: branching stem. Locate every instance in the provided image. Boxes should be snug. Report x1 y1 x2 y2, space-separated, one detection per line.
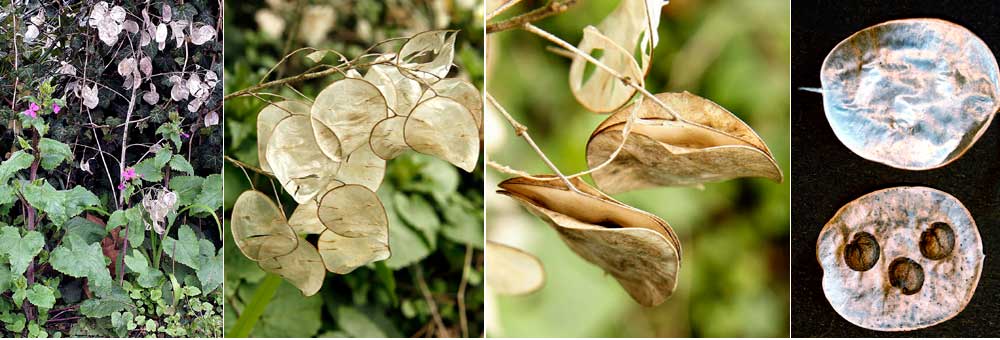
486 0 580 34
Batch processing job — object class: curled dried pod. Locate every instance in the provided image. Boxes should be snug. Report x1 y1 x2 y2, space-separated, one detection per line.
485 241 545 296
586 92 782 193
498 176 680 306
820 19 1000 170
817 186 983 331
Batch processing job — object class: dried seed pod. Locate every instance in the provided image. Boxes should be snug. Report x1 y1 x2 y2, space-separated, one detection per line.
256 100 310 173
485 241 545 295
317 230 390 275
396 30 457 83
317 184 388 239
404 96 480 172
820 19 1000 170
334 141 385 192
266 115 340 203
311 78 389 157
259 236 325 296
364 64 422 116
817 186 983 331
369 116 410 160
230 190 298 261
498 176 680 306
569 26 643 113
424 78 483 131
586 92 782 193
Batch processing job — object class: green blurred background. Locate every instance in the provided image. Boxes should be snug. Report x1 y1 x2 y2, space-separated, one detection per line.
485 0 790 337
223 0 486 337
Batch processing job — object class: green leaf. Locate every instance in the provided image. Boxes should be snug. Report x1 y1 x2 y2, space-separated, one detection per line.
335 305 402 338
50 234 112 296
0 150 34 182
393 193 440 248
440 195 484 248
21 182 100 225
0 226 45 276
243 282 322 338
134 149 172 182
125 206 145 247
38 138 73 170
26 284 55 309
106 210 128 231
0 263 12 294
1 313 26 332
190 174 222 215
197 247 223 294
0 184 17 207
169 155 195 174
162 225 201 270
124 250 164 288
64 216 107 244
168 176 204 206
80 286 131 317
380 188 431 269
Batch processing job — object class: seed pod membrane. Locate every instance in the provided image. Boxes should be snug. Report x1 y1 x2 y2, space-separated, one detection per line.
820 19 1000 170
485 241 545 295
266 115 340 203
317 184 389 239
498 176 680 306
370 116 410 160
817 186 983 331
587 92 781 193
311 78 388 157
256 100 310 173
259 236 325 296
230 190 298 261
404 96 480 172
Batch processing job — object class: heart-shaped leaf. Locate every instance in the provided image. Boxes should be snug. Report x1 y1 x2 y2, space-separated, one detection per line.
267 115 341 203
256 100 310 173
230 190 298 261
485 241 545 295
403 96 480 172
587 92 782 193
498 176 680 307
311 78 389 157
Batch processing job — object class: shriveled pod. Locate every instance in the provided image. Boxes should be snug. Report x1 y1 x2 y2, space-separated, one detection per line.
485 241 545 295
404 96 480 172
586 92 782 193
258 236 325 296
230 190 298 261
820 19 1000 170
817 186 983 331
288 193 390 275
256 100 310 173
396 30 457 83
266 115 340 203
497 176 680 307
317 184 389 239
311 78 389 157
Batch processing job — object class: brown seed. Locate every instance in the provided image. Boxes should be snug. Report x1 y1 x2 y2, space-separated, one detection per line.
920 222 955 260
844 232 880 271
888 257 924 295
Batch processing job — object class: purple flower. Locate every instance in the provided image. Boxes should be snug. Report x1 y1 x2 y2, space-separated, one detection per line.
121 167 138 181
53 104 61 114
28 102 39 112
180 132 191 139
23 109 37 118
118 182 126 191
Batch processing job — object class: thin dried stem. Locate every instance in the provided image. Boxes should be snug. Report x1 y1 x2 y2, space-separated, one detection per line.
485 91 581 194
521 23 683 122
486 160 549 181
225 66 345 100
224 155 273 179
457 245 473 338
413 266 450 338
486 0 580 34
486 0 524 21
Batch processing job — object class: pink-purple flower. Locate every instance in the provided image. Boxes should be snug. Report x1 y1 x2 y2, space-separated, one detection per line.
53 104 61 114
119 167 138 191
22 102 40 118
180 132 191 139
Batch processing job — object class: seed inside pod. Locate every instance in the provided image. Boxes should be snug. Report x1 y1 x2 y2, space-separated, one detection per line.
844 232 879 271
920 222 955 260
888 257 924 295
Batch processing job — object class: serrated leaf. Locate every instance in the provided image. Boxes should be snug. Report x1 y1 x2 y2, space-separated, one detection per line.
393 193 440 247
0 263 11 294
38 138 73 170
80 286 131 317
64 216 107 244
197 247 223 294
162 225 202 270
169 155 194 174
26 284 55 309
124 249 163 288
191 174 222 215
440 195 484 248
0 226 45 276
21 182 100 225
134 149 173 182
50 234 113 297
244 282 322 337
168 175 204 206
379 186 431 269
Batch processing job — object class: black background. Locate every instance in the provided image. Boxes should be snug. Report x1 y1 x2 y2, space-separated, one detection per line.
792 0 1000 337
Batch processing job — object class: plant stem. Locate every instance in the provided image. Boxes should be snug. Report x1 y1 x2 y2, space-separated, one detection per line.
457 246 473 338
229 273 282 338
486 0 580 34
224 67 344 100
224 155 274 179
413 266 450 338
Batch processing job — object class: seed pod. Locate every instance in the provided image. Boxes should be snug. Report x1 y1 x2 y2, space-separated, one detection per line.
498 176 680 306
485 241 545 295
817 186 983 331
230 190 298 261
258 236 325 296
820 19 1000 170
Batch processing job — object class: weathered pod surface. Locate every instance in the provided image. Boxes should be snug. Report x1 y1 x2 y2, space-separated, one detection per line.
317 184 389 239
266 115 340 203
311 78 389 157
497 176 680 306
259 236 326 296
230 190 298 261
820 19 1000 170
586 92 781 193
256 100 310 173
288 197 390 275
485 241 545 295
404 96 480 172
817 186 983 331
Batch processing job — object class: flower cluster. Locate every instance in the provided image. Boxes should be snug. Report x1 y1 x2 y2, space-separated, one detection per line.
22 102 40 118
119 167 138 190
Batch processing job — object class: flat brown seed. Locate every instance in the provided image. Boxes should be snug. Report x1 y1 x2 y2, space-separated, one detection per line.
920 222 955 260
817 186 983 331
888 257 924 295
844 232 880 271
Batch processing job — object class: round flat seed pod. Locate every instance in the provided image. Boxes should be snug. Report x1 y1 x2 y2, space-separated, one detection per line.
587 92 781 193
485 241 545 295
266 115 340 203
425 78 483 131
370 116 410 160
498 176 680 307
404 96 480 172
259 236 325 296
317 184 389 239
817 186 983 331
569 26 643 113
316 230 390 274
335 141 385 192
287 200 326 235
256 100 310 173
230 190 298 261
311 78 389 156
396 30 457 83
820 19 1000 170
364 64 421 116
